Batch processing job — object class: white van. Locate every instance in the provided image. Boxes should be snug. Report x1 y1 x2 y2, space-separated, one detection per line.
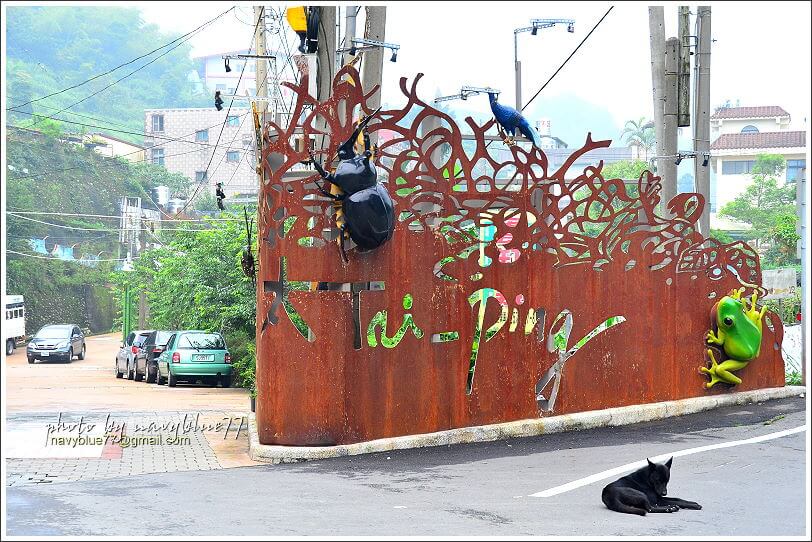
5 295 26 356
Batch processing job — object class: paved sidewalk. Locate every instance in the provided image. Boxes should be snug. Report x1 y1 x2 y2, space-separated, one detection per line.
6 410 257 487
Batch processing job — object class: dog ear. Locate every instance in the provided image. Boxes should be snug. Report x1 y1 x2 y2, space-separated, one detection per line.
665 457 673 468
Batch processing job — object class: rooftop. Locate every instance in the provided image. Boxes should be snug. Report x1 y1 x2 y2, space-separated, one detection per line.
710 106 790 120
710 130 806 151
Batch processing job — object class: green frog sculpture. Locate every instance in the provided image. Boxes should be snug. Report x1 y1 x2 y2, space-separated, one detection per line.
701 287 766 389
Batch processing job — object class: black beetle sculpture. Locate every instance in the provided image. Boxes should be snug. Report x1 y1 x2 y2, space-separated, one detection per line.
309 108 394 262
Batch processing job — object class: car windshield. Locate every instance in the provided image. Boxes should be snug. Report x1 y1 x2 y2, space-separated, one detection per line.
178 333 225 350
35 327 71 339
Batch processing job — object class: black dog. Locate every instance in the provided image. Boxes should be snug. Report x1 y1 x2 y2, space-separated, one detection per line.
602 458 701 516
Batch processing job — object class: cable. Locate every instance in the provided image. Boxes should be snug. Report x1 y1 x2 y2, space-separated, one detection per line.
7 6 236 111
521 6 614 112
175 8 265 217
7 213 213 232
7 250 128 262
5 210 242 222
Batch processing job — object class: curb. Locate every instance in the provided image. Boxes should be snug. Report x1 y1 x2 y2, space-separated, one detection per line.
248 386 806 463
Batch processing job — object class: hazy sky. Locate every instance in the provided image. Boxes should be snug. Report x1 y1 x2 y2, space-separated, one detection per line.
137 1 811 132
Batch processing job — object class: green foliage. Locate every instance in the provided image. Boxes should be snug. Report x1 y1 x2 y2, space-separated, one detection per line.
719 155 795 242
112 214 258 390
786 371 802 386
762 288 801 324
5 6 210 144
37 118 65 138
710 228 735 244
601 159 650 182
620 118 655 158
765 213 800 267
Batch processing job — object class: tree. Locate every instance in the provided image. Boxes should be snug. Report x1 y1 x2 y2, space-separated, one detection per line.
620 117 655 160
718 154 795 250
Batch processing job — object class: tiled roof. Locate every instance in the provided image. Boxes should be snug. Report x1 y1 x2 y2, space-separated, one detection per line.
710 106 790 120
710 131 806 150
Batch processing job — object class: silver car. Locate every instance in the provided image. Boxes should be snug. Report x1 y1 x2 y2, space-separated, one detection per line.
115 330 153 380
26 324 86 364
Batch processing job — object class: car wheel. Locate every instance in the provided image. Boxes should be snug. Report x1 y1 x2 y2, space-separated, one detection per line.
220 376 232 388
115 361 123 379
127 362 134 380
168 371 177 387
6 339 14 356
28 356 35 364
145 364 156 383
78 344 86 360
134 362 144 382
66 348 73 363
155 366 163 385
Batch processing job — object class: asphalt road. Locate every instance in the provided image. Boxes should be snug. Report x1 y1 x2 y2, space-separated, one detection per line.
5 396 807 536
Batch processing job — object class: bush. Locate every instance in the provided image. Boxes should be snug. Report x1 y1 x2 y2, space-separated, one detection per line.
762 289 801 324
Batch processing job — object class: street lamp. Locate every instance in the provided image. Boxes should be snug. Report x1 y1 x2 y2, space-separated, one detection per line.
514 18 575 110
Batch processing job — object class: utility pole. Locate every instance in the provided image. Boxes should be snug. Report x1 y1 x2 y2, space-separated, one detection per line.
515 42 523 111
361 6 386 145
797 166 807 385
677 6 691 128
649 8 666 182
254 6 269 117
342 5 358 65
661 37 679 212
317 6 337 107
693 6 712 235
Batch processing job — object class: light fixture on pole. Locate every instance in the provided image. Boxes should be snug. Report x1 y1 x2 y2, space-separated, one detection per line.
514 18 576 110
674 154 683 165
224 57 231 72
702 153 709 167
338 38 400 64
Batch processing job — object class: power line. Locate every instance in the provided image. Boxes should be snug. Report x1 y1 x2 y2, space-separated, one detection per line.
5 210 242 222
7 6 236 111
7 250 128 262
175 7 265 217
7 213 214 232
521 6 614 112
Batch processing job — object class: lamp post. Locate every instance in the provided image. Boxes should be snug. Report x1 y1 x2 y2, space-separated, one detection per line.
514 18 575 110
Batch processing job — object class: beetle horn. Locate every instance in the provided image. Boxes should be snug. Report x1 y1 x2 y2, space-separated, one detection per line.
338 107 382 160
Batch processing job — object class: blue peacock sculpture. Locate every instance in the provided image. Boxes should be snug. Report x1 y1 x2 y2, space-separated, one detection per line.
487 92 542 149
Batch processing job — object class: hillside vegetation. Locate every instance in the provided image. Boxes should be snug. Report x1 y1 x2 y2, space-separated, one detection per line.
5 5 210 144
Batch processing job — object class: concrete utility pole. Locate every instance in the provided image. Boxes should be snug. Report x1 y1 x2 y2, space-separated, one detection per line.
361 5 386 145
693 6 712 235
797 166 807 385
661 37 680 212
317 6 337 105
254 6 269 116
677 6 691 127
342 5 358 65
649 8 666 180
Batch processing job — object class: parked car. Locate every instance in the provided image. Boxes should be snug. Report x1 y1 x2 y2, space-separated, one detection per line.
26 324 85 364
115 330 154 380
156 331 232 388
135 330 175 383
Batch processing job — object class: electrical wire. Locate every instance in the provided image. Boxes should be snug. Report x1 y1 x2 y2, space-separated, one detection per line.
6 6 236 111
7 213 213 232
175 8 264 217
7 250 129 262
5 211 242 222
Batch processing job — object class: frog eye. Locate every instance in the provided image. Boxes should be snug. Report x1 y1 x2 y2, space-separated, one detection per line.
723 316 734 327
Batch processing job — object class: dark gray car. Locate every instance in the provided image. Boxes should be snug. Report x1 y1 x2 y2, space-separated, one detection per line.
135 330 175 383
26 324 85 364
115 330 153 380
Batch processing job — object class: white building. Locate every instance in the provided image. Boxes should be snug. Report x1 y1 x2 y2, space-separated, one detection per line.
709 105 806 218
193 49 257 96
143 107 258 199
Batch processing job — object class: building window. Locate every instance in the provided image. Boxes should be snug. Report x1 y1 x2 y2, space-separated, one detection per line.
226 151 240 162
215 83 226 91
721 160 755 175
226 115 240 127
228 88 236 95
740 125 759 134
787 159 806 183
195 171 207 182
151 114 164 132
152 148 165 166
195 129 209 142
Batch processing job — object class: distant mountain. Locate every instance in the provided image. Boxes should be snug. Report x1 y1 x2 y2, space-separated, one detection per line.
5 6 211 144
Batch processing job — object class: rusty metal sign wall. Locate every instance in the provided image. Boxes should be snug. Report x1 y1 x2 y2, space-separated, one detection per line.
255 64 784 446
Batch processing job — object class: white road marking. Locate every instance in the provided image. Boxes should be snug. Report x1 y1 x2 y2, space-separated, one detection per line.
529 425 806 498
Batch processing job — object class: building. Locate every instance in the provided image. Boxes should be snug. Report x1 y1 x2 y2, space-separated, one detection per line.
82 133 146 162
143 108 258 199
709 105 806 215
192 49 257 96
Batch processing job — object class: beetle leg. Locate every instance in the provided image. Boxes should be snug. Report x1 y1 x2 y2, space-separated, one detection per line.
313 179 340 199
338 225 349 263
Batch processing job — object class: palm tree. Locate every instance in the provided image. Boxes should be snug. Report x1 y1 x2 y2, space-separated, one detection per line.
620 117 656 160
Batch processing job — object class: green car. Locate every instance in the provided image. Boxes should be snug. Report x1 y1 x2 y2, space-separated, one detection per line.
156 331 233 388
